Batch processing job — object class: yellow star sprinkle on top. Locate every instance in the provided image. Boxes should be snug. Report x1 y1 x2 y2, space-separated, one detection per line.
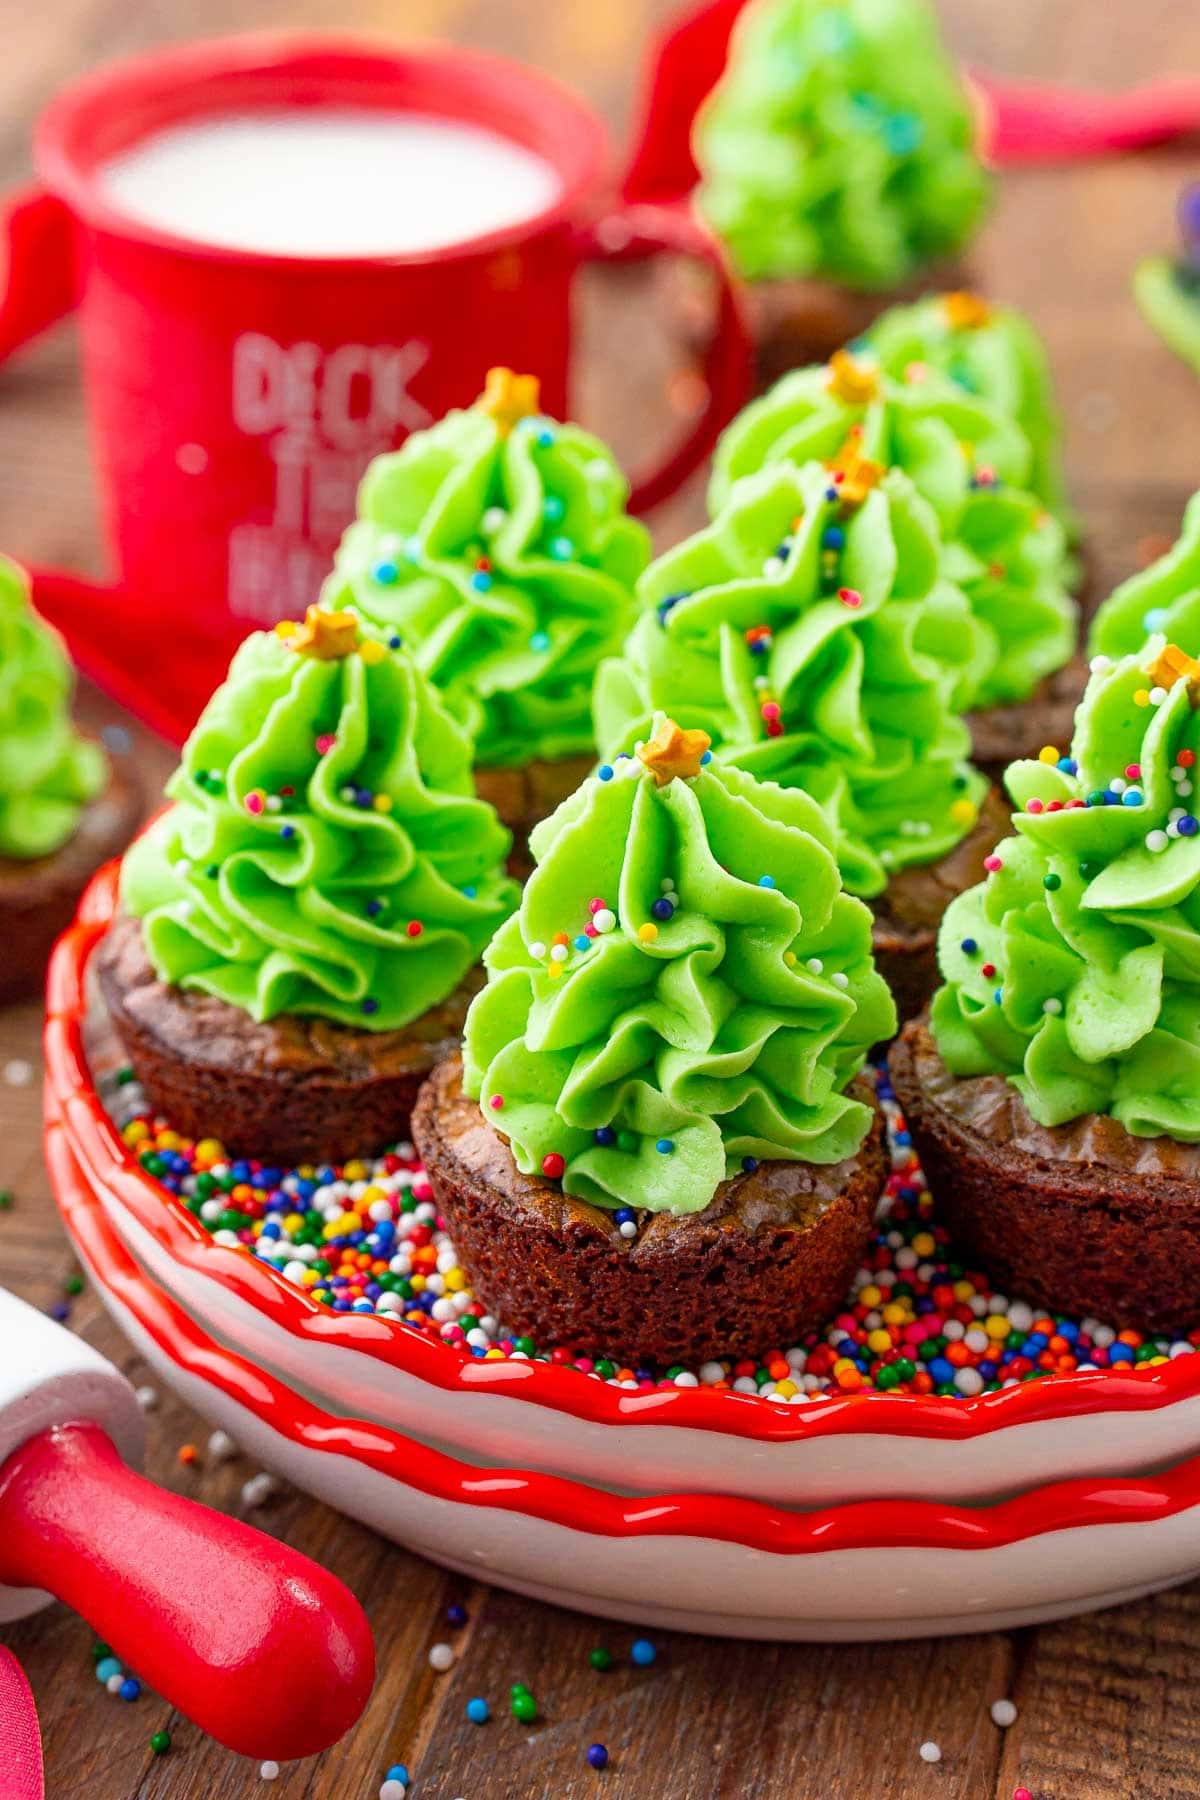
636 716 712 786
276 606 361 660
1146 642 1200 700
826 348 879 407
479 366 541 436
942 291 993 331
826 432 886 509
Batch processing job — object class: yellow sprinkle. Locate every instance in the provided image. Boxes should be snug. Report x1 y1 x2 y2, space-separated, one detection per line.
344 1160 367 1181
195 1137 225 1162
911 1232 936 1257
773 1378 798 1399
444 1268 467 1292
123 1120 150 1146
282 1213 304 1234
783 950 797 967
274 619 299 640
949 798 976 825
1134 688 1151 707
358 639 386 665
953 1279 975 1302
984 1314 1011 1340
867 1328 893 1354
300 1269 319 1287
638 922 659 943
410 1274 426 1293
858 1284 883 1308
484 1347 507 1360
881 1302 910 1327
547 961 564 979
1037 745 1060 765
373 794 393 812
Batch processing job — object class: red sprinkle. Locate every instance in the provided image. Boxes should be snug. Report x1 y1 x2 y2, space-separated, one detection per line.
542 1153 566 1180
837 587 862 609
983 855 1003 872
489 1096 504 1111
315 734 336 755
406 921 423 938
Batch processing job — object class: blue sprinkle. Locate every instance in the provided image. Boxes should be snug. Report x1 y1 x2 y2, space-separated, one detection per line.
530 630 551 651
614 1206 635 1223
655 1139 674 1155
573 934 591 951
1144 607 1169 632
470 570 493 592
631 1639 657 1667
467 1697 490 1724
388 634 403 649
594 1126 617 1147
821 526 845 551
536 427 556 448
1180 815 1200 836
651 897 674 920
655 591 688 626
885 113 923 154
386 1768 410 1787
447 1603 468 1627
1122 790 1143 806
993 989 1003 1005
372 559 399 585
548 535 574 560
741 1156 759 1173
463 885 477 898
362 998 380 1016
960 938 978 955
366 899 385 917
1057 757 1077 774
119 1678 141 1702
700 749 712 765
95 1658 121 1684
758 874 775 888
279 823 295 839
543 494 566 523
598 764 614 781
825 487 839 503
587 1745 609 1770
354 788 373 808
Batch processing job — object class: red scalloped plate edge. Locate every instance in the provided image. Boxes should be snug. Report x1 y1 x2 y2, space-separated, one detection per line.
47 862 1200 1449
48 1110 1200 1555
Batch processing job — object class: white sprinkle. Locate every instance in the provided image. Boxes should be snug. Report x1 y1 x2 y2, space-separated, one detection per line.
265 794 283 812
207 1429 237 1463
919 1741 942 1763
260 1762 280 1781
3 1059 32 1087
429 1641 455 1671
549 944 568 962
134 1385 158 1411
673 1371 699 1387
593 909 617 933
106 1673 125 1694
1150 686 1168 705
1146 830 1170 853
1179 781 1193 797
1043 997 1063 1015
806 958 824 974
241 1473 275 1509
831 971 849 989
1109 776 1127 793
528 940 547 959
380 1784 408 1800
1089 654 1113 673
763 555 786 578
699 1361 726 1385
991 1698 1018 1728
481 506 507 534
619 1220 637 1239
661 878 676 892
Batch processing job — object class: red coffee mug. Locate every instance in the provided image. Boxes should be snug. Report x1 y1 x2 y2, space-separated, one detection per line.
0 34 751 742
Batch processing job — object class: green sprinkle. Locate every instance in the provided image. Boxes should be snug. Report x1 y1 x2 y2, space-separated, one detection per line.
589 1647 613 1672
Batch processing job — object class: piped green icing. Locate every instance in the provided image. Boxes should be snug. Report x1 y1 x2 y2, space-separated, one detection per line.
932 638 1200 1138
863 292 1075 534
1089 491 1200 661
462 724 896 1214
693 0 991 289
122 610 519 1030
594 460 987 899
0 555 104 860
322 373 651 771
1134 257 1200 377
709 355 1076 709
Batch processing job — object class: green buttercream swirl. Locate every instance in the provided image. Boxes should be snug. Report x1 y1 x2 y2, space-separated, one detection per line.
462 750 896 1213
323 403 650 770
122 622 519 1030
0 555 104 860
863 294 1075 534
693 0 991 289
594 461 987 899
932 639 1200 1138
1134 258 1200 378
710 361 1076 708
1089 490 1200 660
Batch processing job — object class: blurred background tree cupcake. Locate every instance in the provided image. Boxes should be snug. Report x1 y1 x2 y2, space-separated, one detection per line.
0 556 139 1003
323 369 651 867
686 0 991 385
413 716 895 1367
1088 489 1200 661
892 638 1200 1332
594 454 1008 1019
709 346 1079 771
1134 181 1200 377
97 606 518 1165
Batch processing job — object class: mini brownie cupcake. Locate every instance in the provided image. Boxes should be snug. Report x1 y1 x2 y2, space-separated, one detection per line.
97 607 518 1165
322 369 650 864
684 0 990 384
710 348 1080 772
1134 181 1200 378
594 455 1007 1018
892 638 1200 1332
1089 489 1200 663
413 717 895 1367
0 556 139 1004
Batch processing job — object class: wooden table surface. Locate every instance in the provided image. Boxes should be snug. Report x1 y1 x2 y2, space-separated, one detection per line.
3 2 1200 1796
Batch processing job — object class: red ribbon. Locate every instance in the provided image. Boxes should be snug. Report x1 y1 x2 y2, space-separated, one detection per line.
0 1647 44 1800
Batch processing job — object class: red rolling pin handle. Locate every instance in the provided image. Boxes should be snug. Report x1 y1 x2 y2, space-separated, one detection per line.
0 1422 374 1761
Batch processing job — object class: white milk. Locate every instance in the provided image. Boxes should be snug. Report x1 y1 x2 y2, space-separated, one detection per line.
99 110 562 257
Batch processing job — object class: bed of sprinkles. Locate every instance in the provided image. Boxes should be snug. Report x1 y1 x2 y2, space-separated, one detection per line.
101 1062 1199 1399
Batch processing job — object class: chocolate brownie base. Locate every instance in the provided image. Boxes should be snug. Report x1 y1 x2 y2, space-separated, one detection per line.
474 753 594 878
95 912 478 1166
890 1016 1200 1334
663 258 971 390
967 660 1087 781
870 785 1010 1025
0 761 141 1006
412 1056 886 1367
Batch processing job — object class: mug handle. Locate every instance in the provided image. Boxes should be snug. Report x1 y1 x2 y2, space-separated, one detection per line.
0 185 77 361
576 201 752 513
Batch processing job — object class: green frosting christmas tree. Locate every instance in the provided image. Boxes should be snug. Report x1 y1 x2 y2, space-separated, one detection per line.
694 0 991 289
0 555 104 860
710 350 1076 709
323 368 651 772
594 454 986 899
463 715 896 1214
123 606 519 1030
